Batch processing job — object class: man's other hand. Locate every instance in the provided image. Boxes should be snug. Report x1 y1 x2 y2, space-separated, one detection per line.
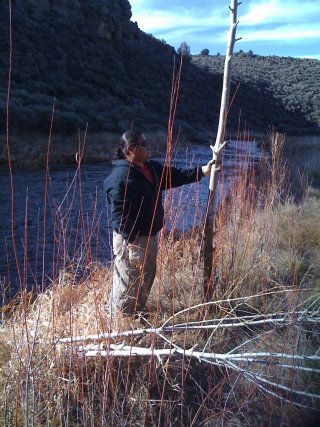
201 159 215 177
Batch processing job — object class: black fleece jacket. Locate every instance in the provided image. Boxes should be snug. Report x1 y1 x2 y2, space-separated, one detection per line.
104 159 203 243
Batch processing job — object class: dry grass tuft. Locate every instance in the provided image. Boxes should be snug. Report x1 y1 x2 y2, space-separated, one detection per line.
1 134 320 425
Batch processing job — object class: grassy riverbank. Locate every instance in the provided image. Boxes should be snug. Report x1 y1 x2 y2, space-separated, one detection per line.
0 129 170 170
2 131 319 193
0 134 320 425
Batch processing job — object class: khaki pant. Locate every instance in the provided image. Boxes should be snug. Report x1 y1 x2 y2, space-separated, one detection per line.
110 231 158 315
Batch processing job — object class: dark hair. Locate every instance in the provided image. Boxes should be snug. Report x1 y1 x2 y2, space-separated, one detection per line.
113 129 143 160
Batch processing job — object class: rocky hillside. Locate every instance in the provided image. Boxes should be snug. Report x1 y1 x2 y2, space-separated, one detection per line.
0 0 319 144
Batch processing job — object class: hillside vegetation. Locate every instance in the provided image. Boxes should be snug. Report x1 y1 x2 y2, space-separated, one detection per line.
192 53 320 136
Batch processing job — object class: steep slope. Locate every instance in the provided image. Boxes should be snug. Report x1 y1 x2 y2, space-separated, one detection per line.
192 53 320 136
0 0 319 144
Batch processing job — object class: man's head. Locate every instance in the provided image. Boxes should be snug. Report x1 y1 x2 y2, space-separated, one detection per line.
114 129 150 165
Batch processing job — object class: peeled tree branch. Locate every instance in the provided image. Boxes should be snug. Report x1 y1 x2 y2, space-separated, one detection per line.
57 310 320 344
57 308 320 410
57 289 320 343
203 0 242 301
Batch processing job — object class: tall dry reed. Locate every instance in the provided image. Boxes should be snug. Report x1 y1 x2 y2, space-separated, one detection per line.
1 130 319 426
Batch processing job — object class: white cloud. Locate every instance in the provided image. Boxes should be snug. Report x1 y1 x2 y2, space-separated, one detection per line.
130 0 149 8
131 9 177 32
297 54 320 60
240 0 319 26
131 0 320 30
243 24 320 43
129 0 320 57
131 9 228 34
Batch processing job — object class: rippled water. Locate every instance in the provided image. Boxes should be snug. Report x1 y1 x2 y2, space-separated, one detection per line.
0 141 262 298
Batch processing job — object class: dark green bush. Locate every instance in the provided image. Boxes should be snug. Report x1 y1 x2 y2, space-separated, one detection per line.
200 48 209 56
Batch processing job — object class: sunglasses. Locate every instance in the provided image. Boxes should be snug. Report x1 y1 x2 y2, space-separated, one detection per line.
130 141 149 148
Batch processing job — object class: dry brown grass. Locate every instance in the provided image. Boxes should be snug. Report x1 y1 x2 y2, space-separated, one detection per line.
1 129 172 170
1 135 320 426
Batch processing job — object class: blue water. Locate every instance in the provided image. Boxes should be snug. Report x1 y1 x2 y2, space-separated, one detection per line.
0 141 262 299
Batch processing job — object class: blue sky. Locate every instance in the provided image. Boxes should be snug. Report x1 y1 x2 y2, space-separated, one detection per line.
130 0 320 59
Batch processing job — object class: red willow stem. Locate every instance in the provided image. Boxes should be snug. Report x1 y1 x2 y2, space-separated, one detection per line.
41 98 55 292
6 0 22 289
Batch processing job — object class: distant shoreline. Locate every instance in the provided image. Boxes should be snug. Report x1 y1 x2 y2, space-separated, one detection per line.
3 130 319 172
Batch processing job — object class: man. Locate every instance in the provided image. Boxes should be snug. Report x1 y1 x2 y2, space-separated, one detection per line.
104 129 213 317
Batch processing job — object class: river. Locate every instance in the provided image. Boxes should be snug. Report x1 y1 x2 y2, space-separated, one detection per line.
0 141 262 300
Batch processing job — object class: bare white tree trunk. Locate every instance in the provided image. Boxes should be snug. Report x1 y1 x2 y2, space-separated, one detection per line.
57 305 320 410
203 0 241 301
